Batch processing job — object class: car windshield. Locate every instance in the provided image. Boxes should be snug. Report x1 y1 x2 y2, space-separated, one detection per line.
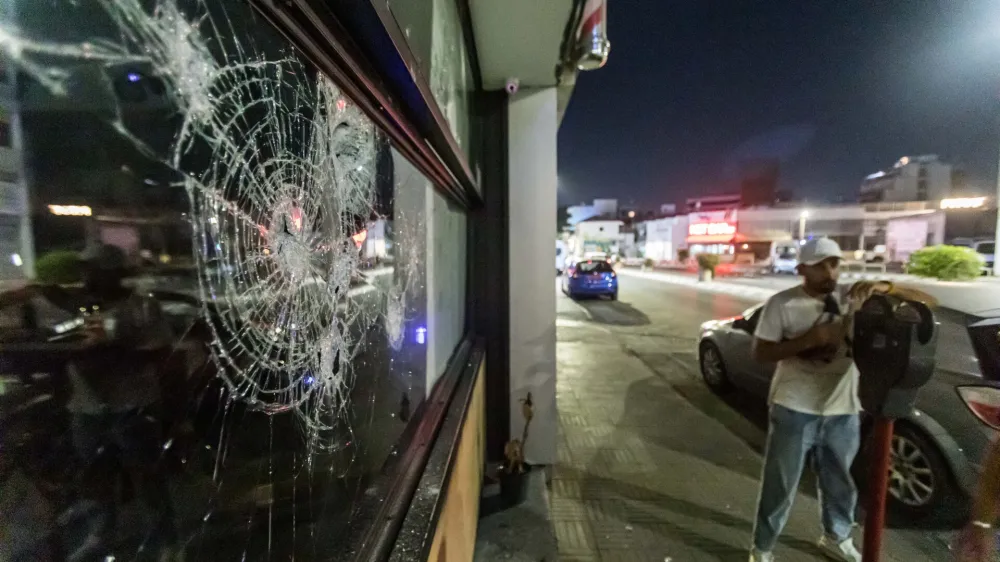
977 243 995 254
577 261 614 273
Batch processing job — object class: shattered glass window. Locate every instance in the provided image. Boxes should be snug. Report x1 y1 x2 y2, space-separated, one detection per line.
0 1 458 560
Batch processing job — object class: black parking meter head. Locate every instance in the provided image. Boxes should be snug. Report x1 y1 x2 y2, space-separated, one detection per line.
853 294 938 419
967 316 1000 381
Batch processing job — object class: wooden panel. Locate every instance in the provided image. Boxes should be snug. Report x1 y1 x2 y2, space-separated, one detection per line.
427 363 486 561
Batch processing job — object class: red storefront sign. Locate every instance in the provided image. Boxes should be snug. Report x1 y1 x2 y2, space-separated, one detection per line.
687 210 738 244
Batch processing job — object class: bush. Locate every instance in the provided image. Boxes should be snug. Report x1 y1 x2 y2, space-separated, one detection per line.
696 253 720 273
677 249 690 262
907 245 983 281
35 250 82 284
643 258 655 269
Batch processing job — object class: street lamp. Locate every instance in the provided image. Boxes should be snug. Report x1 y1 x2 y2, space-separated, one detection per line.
799 210 810 241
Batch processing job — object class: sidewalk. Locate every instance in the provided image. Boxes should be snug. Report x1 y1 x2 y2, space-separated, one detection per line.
553 319 947 561
621 268 1000 317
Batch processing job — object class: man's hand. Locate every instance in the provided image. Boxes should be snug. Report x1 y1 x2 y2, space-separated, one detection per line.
847 280 893 304
754 319 846 364
804 319 845 348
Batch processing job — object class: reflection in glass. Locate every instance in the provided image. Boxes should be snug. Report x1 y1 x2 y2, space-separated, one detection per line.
389 0 472 156
0 1 435 560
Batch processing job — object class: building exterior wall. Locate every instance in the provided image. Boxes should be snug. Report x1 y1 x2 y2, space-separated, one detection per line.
567 198 619 225
593 198 618 217
567 203 599 225
641 216 687 261
860 155 952 203
686 194 740 212
571 219 623 256
0 61 32 282
575 220 621 241
886 211 945 263
507 87 558 465
670 203 945 259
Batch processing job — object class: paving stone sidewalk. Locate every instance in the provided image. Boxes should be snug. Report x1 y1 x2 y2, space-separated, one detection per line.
552 326 948 561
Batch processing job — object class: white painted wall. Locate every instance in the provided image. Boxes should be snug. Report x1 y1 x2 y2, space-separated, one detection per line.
575 220 621 241
886 211 945 263
508 88 557 465
886 218 928 263
642 216 687 260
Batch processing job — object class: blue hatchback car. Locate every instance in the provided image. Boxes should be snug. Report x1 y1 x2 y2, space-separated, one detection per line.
562 259 618 300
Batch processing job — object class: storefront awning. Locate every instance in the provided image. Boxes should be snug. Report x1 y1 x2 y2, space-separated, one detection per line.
732 230 794 243
687 234 734 244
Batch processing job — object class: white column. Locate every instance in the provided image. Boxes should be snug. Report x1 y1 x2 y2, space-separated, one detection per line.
507 88 558 465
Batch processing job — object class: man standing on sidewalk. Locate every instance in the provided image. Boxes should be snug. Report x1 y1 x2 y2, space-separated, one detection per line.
748 238 890 562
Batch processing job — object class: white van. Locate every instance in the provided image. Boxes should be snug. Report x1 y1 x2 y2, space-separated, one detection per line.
949 238 995 275
770 242 799 274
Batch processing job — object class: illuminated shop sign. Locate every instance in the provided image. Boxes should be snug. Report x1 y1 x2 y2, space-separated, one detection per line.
48 204 92 216
940 197 986 210
687 209 738 243
688 222 736 237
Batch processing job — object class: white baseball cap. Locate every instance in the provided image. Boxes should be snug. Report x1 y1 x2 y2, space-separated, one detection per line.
798 237 843 266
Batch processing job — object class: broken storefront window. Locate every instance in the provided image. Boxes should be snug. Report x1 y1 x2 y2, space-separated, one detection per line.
0 1 438 560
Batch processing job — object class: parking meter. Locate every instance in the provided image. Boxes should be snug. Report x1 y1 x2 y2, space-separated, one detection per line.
852 293 937 562
853 294 938 419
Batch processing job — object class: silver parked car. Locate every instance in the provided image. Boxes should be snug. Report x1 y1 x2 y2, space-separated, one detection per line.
698 304 998 524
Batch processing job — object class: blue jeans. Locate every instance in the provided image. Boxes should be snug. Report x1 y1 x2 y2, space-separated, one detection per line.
752 404 860 552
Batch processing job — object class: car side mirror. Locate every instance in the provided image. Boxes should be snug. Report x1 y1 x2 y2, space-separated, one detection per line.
732 317 750 332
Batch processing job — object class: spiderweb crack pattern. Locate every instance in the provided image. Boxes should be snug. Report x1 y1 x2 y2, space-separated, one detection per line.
1 0 418 450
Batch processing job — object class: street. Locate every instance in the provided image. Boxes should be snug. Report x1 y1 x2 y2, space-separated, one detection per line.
553 274 956 561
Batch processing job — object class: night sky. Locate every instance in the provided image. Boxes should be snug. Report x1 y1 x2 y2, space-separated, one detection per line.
558 0 1000 209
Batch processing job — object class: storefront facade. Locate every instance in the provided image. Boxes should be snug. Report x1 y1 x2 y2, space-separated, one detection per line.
0 1 605 560
656 202 956 264
638 216 687 262
685 209 738 256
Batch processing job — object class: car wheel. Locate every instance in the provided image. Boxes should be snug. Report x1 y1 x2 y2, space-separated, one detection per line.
609 291 618 301
699 342 731 393
856 422 964 526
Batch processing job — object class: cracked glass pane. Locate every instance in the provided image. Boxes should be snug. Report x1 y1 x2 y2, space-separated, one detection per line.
0 1 438 560
388 0 472 157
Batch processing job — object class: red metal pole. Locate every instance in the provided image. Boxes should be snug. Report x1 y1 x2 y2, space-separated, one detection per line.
863 417 895 562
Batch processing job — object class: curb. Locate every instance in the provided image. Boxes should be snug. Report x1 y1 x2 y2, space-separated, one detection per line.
617 269 776 302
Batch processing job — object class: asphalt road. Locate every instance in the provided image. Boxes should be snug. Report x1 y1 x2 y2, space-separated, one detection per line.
556 273 957 560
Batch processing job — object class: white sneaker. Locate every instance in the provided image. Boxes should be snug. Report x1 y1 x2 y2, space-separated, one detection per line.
749 549 774 562
817 535 862 562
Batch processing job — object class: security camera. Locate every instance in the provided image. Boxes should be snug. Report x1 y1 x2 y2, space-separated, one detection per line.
505 77 520 95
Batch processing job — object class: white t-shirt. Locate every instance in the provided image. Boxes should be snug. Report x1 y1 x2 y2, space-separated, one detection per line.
754 285 861 416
